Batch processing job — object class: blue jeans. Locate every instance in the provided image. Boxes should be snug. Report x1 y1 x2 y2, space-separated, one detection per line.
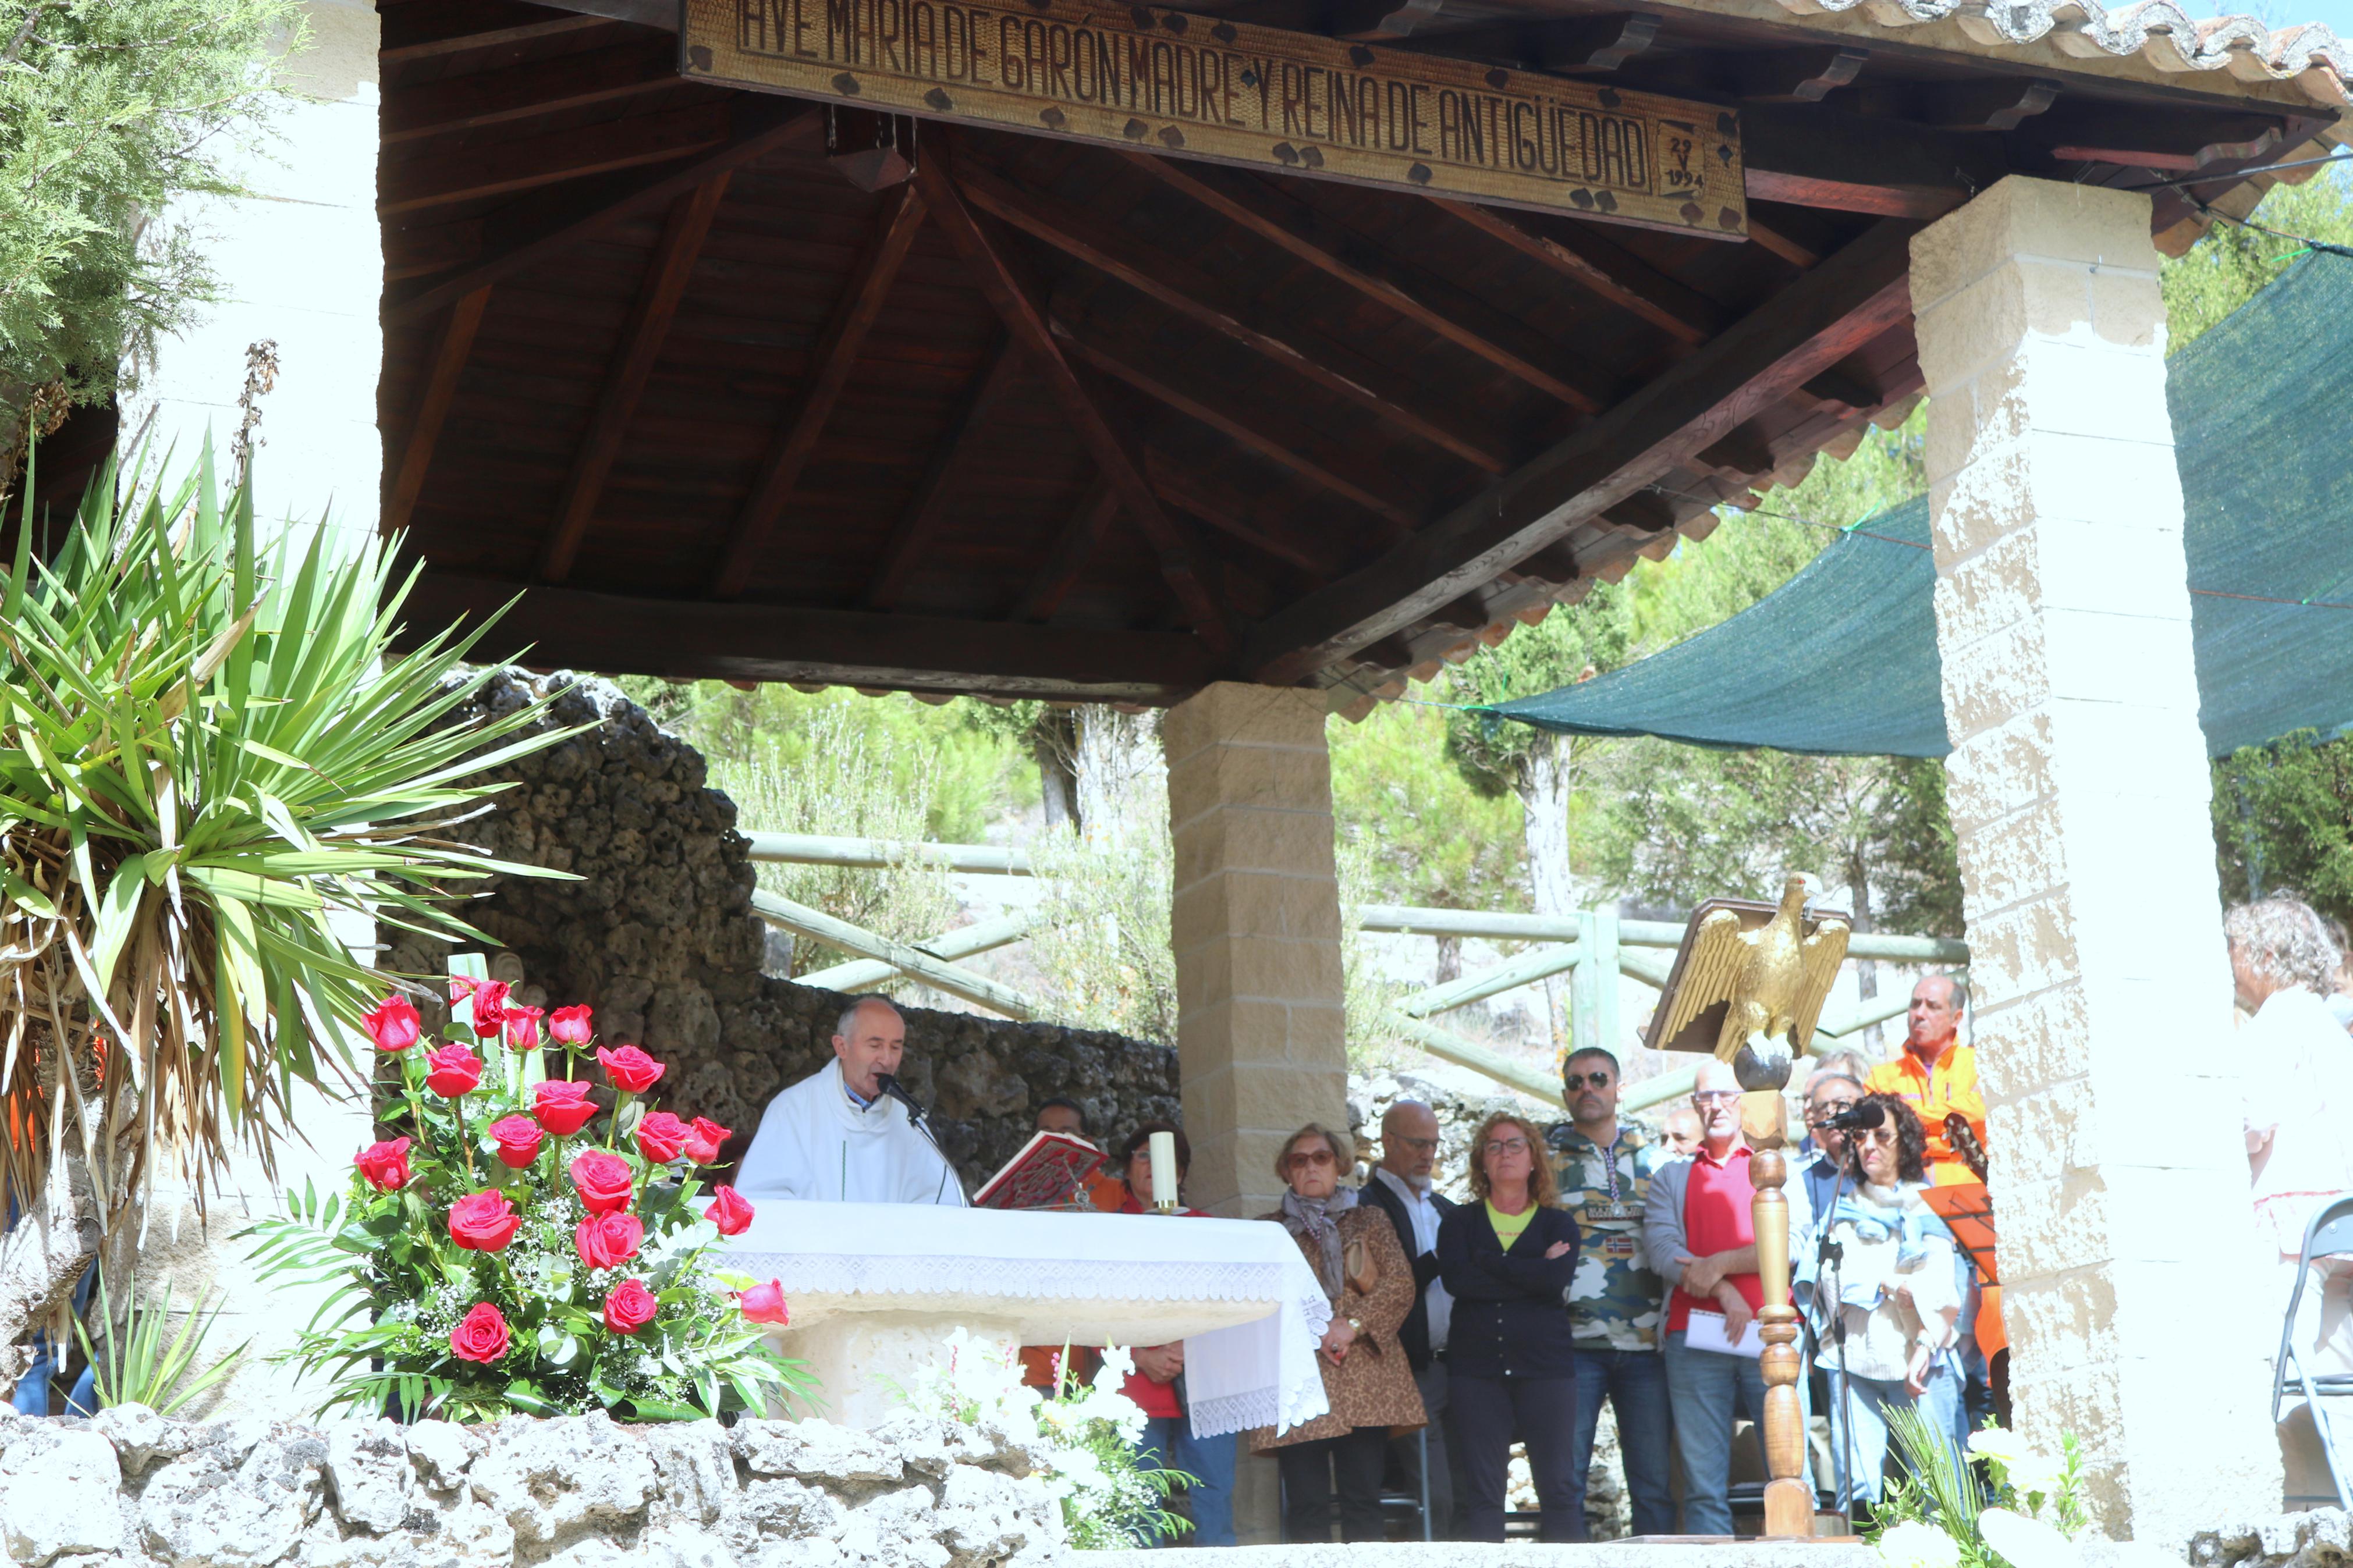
1823 1361 1963 1510
1662 1329 1813 1535
1135 1413 1237 1547
1568 1347 1677 1537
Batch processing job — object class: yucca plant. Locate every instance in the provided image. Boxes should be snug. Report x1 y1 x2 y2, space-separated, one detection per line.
0 438 577 1379
70 1271 247 1416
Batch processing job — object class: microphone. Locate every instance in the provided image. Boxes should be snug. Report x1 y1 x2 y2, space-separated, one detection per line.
874 1072 929 1122
1823 1101 1885 1133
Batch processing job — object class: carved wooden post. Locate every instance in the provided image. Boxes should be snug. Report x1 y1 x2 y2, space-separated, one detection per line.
1744 1089 1811 1538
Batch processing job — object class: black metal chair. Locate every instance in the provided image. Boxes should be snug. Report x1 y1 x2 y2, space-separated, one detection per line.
2273 1193 2353 1509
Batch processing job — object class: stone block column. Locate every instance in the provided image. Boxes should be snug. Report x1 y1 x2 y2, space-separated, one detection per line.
1911 176 2281 1542
1164 683 1351 1220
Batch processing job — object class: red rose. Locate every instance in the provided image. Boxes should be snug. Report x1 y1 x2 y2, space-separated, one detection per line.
739 1279 789 1326
488 1114 542 1169
449 975 476 1005
424 1043 482 1098
635 1110 689 1164
448 1190 522 1252
549 1005 594 1046
704 1185 754 1236
533 1079 597 1137
450 1302 510 1364
575 1210 645 1271
354 1137 411 1192
597 1045 665 1094
467 978 512 1039
683 1117 730 1165
569 1150 633 1214
501 1004 545 1053
363 995 421 1054
603 1278 658 1336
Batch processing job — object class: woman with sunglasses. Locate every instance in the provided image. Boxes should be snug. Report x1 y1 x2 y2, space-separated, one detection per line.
1251 1122 1425 1542
1436 1110 1584 1541
1805 1091 1965 1519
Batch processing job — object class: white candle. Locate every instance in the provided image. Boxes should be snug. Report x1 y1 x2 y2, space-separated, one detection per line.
1148 1130 1179 1212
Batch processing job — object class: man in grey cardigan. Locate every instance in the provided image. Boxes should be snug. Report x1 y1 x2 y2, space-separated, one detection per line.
1642 1058 1816 1535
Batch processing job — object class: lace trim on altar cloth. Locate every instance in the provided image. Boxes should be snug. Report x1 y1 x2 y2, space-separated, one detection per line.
1187 1385 1286 1438
727 1254 1296 1303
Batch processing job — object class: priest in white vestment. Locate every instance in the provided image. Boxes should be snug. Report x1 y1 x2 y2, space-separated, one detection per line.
737 995 968 1206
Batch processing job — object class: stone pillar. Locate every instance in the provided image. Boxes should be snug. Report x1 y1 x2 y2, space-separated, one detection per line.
1164 683 1348 1547
1911 176 2282 1542
126 0 384 1418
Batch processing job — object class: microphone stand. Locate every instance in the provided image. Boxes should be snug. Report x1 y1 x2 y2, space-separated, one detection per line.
1814 1146 1861 1525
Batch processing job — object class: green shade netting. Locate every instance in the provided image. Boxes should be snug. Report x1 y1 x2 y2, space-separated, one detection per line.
1491 253 2353 760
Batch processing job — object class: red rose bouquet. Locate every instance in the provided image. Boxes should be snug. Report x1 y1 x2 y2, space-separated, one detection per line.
247 989 812 1423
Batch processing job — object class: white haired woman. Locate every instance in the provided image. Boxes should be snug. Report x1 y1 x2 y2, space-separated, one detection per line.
2228 895 2353 1503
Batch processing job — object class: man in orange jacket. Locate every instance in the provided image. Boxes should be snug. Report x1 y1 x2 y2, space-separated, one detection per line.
1865 975 1986 1187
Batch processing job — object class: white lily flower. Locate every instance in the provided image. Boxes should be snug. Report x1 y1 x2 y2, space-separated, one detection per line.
1875 1520 1962 1568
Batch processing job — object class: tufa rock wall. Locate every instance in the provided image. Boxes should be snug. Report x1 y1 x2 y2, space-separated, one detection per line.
380 672 1178 1182
0 1402 1063 1568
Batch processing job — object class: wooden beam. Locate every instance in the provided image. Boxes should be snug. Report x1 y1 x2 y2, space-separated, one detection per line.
865 337 1021 610
382 287 491 538
379 11 607 63
1430 198 1721 346
706 183 931 600
538 176 730 584
1142 448 1347 578
1744 212 1822 269
396 570 1219 699
379 102 734 216
1123 152 1613 414
1241 221 1918 684
1742 107 1991 219
382 38 682 144
1011 479 1117 623
1900 78 2062 133
1324 0 1450 39
1056 324 1421 534
956 161 1505 472
385 98 818 324
916 151 1233 653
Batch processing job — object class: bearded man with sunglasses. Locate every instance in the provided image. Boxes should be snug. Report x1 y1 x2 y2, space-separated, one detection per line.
1546 1048 1675 1538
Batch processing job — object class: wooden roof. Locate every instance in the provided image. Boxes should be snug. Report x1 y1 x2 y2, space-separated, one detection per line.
381 0 2337 713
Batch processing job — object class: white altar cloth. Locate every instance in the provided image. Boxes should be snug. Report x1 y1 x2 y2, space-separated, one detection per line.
726 1200 1332 1436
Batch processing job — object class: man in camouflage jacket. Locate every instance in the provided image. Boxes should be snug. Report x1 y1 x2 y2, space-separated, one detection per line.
1546 1047 1677 1537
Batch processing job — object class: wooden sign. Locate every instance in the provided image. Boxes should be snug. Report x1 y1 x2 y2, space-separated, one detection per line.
682 0 1746 234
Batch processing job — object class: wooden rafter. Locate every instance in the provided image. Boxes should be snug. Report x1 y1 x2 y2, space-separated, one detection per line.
386 98 818 324
1010 480 1117 624
380 101 736 215
382 287 491 538
1124 151 1611 414
1742 107 1992 218
1429 199 1723 347
865 336 1022 610
1143 450 1347 578
538 175 731 585
1055 325 1420 535
379 12 608 64
956 161 1505 472
1243 220 1919 684
400 570 1217 700
707 183 931 600
382 38 682 144
916 151 1232 653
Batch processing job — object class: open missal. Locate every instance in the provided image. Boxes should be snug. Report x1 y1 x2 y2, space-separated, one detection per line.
973 1130 1106 1211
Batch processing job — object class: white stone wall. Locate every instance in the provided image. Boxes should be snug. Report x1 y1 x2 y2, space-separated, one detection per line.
1911 175 2283 1542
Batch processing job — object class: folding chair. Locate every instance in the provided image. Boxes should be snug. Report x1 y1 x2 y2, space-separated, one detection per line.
2273 1194 2353 1509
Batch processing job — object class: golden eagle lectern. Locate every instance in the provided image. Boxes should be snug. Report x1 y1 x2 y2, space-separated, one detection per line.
1654 872 1850 1093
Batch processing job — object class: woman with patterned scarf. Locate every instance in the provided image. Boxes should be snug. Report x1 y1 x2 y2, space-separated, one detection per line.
1251 1122 1425 1542
1803 1091 1965 1517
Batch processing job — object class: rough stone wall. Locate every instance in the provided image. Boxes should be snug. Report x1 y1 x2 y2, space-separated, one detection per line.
380 671 1179 1183
2194 1512 2353 1568
0 1402 1062 1568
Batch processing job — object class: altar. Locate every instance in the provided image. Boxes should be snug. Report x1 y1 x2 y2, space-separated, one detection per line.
726 1200 1333 1432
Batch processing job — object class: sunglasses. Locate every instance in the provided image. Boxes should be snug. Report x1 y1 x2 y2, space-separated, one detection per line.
1286 1147 1337 1169
1563 1072 1616 1091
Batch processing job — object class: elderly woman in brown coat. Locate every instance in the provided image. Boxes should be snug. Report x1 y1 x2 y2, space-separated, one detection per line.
1252 1122 1425 1542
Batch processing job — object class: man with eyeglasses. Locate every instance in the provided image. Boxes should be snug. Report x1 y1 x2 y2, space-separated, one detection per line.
1359 1100 1465 1538
1545 1048 1675 1538
1799 1071 1865 1225
1641 1056 1815 1535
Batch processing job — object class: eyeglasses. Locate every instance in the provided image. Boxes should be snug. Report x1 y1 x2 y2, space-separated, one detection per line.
1804 1103 1858 1125
1693 1090 1741 1107
1388 1136 1439 1153
1858 1126 1899 1145
1286 1147 1337 1169
1482 1137 1531 1157
1563 1072 1615 1091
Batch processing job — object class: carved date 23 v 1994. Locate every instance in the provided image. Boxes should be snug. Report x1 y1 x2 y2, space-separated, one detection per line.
682 0 1747 234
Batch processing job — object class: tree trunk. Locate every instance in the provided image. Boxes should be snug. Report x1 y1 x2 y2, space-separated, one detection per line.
1435 933 1463 987
1847 847 1882 1055
1074 707 1160 849
0 1154 101 1385
1521 734 1575 1053
1035 736 1077 834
